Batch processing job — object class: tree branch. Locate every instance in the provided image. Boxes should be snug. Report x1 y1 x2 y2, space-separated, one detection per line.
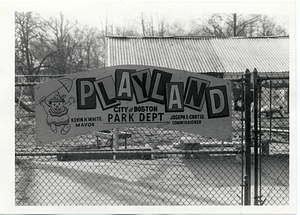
37 49 59 69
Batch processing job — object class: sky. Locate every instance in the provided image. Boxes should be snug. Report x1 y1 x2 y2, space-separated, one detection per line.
9 1 292 32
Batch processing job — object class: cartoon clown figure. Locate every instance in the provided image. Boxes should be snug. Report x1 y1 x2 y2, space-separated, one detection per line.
39 92 75 135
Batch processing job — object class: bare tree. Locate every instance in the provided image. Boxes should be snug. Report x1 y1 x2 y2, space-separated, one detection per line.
149 14 155 36
255 15 287 36
72 25 105 69
158 17 166 37
201 13 226 36
42 13 77 74
163 21 187 36
15 12 58 82
274 25 288 36
140 12 146 36
225 13 261 36
139 12 155 36
200 13 261 37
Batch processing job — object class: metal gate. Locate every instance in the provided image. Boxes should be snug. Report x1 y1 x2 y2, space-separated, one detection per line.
242 69 289 205
15 72 289 206
255 71 289 205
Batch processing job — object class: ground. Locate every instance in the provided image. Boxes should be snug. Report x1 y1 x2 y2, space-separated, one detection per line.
15 152 289 206
16 155 244 206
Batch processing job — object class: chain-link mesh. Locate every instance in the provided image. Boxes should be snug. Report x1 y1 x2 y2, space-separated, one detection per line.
14 74 288 206
257 73 289 205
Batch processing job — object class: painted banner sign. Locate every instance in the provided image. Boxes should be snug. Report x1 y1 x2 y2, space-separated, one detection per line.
35 65 232 145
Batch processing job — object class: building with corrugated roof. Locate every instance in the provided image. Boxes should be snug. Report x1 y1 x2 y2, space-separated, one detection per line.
106 36 289 78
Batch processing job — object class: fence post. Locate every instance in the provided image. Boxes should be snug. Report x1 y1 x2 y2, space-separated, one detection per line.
112 129 120 160
253 68 259 205
244 69 252 205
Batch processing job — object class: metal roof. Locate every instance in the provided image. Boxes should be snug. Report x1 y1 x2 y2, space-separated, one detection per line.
106 36 289 73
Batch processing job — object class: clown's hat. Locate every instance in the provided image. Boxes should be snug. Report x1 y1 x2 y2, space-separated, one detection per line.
49 92 65 103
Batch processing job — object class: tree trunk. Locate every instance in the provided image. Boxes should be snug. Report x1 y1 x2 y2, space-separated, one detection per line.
233 13 237 36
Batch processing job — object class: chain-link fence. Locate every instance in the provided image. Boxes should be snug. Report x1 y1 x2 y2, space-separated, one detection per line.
257 73 289 205
15 73 289 206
